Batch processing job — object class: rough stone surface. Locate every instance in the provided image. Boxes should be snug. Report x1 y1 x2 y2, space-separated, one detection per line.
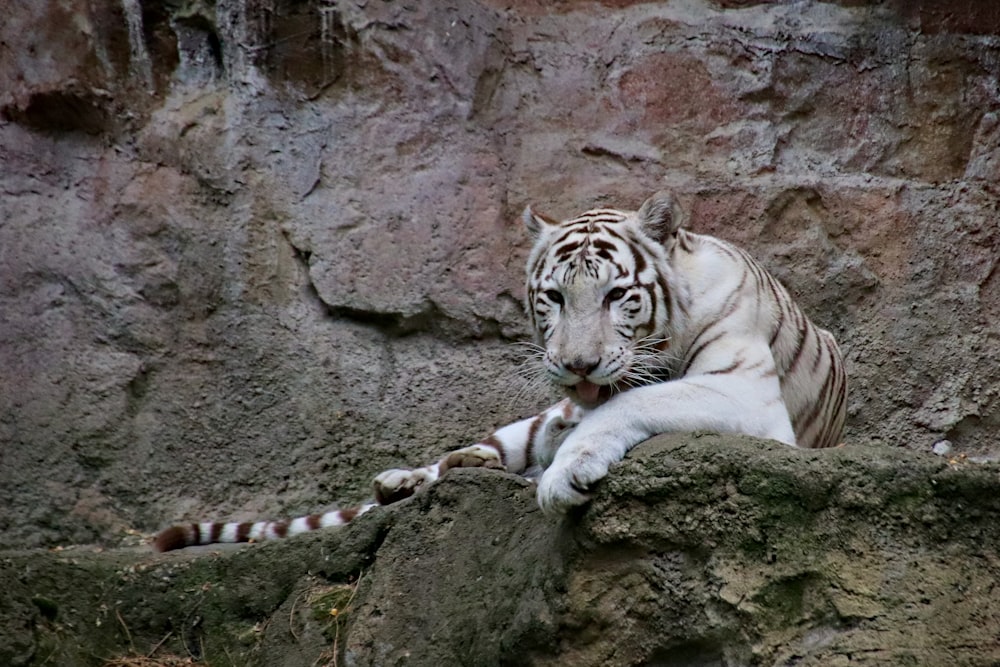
1 0 999 556
2 434 999 666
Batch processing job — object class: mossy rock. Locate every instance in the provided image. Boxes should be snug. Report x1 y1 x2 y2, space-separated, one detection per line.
2 434 999 666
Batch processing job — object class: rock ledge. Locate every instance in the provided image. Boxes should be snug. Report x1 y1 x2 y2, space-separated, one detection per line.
3 433 999 667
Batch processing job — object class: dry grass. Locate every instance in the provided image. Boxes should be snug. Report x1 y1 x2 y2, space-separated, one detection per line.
303 573 364 667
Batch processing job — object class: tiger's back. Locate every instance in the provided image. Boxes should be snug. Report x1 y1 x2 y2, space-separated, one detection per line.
671 229 846 449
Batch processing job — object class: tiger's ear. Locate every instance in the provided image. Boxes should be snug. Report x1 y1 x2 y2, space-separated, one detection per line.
636 190 686 243
522 206 559 239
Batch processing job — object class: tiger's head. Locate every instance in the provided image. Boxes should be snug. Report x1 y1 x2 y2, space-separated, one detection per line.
523 191 686 408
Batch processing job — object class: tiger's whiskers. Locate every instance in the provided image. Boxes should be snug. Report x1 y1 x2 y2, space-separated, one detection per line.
503 340 557 415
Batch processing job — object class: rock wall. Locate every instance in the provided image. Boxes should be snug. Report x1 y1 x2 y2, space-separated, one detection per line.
1 0 999 548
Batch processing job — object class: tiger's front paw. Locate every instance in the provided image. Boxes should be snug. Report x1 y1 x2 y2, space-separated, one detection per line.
536 454 608 516
373 468 436 505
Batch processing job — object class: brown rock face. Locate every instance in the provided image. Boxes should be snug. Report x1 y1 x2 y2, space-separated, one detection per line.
1 0 999 550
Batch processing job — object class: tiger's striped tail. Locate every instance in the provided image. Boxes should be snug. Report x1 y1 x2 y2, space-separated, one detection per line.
154 503 378 552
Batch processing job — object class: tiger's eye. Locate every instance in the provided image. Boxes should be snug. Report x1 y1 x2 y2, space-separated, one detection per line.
606 287 628 302
544 289 564 305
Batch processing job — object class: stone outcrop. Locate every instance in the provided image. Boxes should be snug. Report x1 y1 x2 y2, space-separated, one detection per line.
3 434 999 666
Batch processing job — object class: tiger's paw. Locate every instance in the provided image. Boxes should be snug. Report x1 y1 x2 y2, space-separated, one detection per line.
373 467 436 505
536 454 607 516
440 444 505 473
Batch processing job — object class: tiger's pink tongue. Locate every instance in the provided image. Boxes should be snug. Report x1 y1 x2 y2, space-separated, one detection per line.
575 380 601 404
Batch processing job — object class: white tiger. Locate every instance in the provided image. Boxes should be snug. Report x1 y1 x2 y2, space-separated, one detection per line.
155 191 846 550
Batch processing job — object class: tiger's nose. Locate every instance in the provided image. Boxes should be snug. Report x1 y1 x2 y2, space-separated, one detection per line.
564 358 600 377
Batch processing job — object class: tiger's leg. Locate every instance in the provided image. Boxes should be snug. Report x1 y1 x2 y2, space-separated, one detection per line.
537 368 794 515
373 398 585 505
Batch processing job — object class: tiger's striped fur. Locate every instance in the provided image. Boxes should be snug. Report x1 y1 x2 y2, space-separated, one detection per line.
154 190 846 550
523 192 846 452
